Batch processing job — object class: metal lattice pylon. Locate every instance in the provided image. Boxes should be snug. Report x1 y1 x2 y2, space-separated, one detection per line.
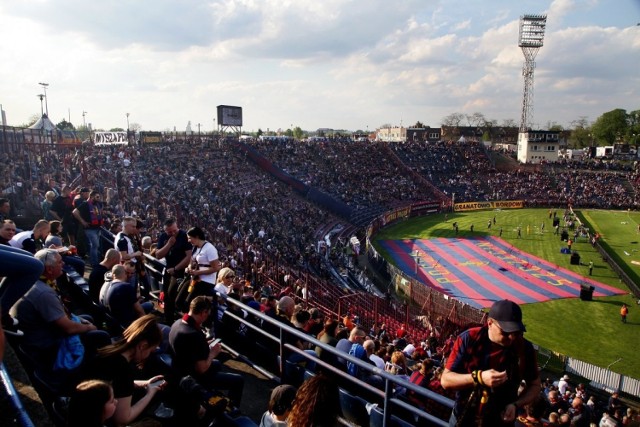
518 14 547 132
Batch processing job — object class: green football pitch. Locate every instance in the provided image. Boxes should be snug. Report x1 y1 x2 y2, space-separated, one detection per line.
372 208 640 379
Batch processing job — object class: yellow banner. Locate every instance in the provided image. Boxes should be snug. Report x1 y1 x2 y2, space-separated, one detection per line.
453 200 524 212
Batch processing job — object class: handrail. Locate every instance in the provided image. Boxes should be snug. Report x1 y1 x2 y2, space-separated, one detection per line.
0 362 36 427
222 297 453 427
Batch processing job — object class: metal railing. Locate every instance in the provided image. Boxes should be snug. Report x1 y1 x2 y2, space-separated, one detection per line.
221 296 454 427
0 362 36 427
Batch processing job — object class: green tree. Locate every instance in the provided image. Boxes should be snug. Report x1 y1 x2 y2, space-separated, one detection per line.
627 110 640 143
56 119 75 131
109 127 125 132
257 128 263 138
293 126 304 140
591 109 628 145
569 127 592 148
413 121 425 128
284 128 293 137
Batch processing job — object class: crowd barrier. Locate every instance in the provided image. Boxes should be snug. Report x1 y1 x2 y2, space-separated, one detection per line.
0 362 35 427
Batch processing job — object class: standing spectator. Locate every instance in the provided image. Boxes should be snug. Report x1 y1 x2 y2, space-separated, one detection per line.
558 374 571 396
0 198 11 222
181 227 221 311
441 299 541 426
114 217 143 269
620 304 628 323
73 189 105 266
155 218 192 324
41 191 56 221
49 185 76 245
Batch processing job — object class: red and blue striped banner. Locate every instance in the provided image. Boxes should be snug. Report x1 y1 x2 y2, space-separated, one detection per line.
379 236 625 309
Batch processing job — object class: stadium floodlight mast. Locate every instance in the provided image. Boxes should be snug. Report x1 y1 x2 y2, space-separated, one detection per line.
518 14 547 132
38 82 49 116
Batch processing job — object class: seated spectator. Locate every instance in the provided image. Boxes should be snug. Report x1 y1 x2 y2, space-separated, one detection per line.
10 249 108 375
67 379 117 427
0 219 17 245
336 326 367 368
385 350 410 395
607 391 624 415
515 394 551 427
260 384 297 427
306 308 324 337
168 296 244 407
45 220 85 276
287 373 339 427
270 296 317 370
570 396 591 427
83 314 166 427
87 249 121 304
315 319 340 367
100 264 149 329
9 219 50 254
365 339 385 370
0 244 43 336
214 267 235 300
547 389 569 416
344 327 382 389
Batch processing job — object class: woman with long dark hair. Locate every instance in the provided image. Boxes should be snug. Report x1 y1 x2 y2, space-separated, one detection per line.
67 380 117 427
83 314 165 427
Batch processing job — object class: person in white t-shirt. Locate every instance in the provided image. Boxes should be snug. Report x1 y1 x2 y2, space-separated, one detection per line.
182 227 221 305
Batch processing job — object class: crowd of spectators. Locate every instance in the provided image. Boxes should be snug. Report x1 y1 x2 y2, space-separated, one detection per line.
250 139 440 211
3 135 640 425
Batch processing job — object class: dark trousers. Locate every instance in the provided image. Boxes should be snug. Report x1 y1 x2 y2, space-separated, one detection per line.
198 360 245 406
163 273 184 324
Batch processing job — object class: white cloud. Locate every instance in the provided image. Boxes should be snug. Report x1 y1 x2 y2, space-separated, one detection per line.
0 0 638 131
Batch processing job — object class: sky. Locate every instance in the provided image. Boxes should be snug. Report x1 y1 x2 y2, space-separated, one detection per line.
0 0 638 133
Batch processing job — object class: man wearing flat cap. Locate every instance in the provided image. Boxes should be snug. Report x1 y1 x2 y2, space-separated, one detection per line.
441 299 541 426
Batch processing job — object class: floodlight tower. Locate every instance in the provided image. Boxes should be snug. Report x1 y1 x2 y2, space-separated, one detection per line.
518 14 546 132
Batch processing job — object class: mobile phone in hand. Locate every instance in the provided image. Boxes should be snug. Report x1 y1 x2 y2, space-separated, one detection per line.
209 338 221 348
150 379 166 388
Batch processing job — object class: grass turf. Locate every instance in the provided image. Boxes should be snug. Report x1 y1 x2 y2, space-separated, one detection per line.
372 208 640 379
